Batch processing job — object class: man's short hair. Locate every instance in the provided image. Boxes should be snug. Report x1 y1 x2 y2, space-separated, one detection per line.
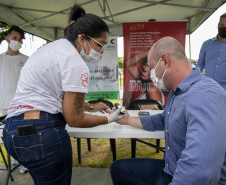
7 25 25 39
220 13 226 20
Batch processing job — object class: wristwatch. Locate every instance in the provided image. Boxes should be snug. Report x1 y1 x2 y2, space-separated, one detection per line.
89 104 94 112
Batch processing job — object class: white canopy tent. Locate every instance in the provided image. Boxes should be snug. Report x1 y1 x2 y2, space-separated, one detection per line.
0 0 225 41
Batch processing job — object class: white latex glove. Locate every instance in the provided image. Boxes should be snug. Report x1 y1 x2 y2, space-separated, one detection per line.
107 107 125 123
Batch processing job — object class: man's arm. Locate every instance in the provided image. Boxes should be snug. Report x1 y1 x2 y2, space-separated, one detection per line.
146 82 163 103
171 89 226 184
124 49 149 79
115 108 166 131
195 42 206 72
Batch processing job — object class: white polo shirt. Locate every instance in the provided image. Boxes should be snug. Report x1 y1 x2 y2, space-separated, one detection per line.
7 39 89 118
0 53 28 117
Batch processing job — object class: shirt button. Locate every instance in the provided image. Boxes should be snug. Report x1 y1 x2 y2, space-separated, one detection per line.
168 147 170 150
218 58 220 60
168 112 170 114
220 50 222 51
166 130 168 132
216 66 218 67
167 164 169 166
215 74 216 75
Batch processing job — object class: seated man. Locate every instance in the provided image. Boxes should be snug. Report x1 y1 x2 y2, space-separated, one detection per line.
110 37 226 185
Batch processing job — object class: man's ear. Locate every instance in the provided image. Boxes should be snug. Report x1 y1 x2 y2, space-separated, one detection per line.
5 36 9 43
161 54 170 68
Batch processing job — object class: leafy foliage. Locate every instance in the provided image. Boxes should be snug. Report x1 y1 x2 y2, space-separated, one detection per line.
0 23 10 43
118 57 124 72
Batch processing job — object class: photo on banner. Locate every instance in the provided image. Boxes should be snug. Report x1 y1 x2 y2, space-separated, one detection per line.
85 37 119 101
123 21 187 109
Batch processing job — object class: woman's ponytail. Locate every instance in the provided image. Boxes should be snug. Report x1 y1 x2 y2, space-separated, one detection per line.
68 4 86 24
64 4 109 42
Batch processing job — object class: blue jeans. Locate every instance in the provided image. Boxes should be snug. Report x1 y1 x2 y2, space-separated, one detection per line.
110 158 172 185
3 111 72 185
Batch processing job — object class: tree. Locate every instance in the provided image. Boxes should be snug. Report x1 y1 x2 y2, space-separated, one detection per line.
118 57 123 72
0 23 10 43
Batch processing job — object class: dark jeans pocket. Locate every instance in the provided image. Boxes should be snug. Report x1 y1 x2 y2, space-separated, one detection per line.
12 133 44 162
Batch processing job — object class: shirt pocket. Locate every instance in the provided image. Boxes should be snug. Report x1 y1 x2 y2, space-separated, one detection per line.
12 133 44 162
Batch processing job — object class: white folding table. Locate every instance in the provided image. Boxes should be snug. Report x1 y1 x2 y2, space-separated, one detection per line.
66 110 165 163
66 110 164 139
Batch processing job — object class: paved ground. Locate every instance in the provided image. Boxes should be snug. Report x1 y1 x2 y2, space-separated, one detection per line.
0 163 113 185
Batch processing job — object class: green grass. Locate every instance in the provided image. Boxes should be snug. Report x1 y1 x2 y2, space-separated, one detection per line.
1 138 165 168
71 138 165 168
118 76 124 87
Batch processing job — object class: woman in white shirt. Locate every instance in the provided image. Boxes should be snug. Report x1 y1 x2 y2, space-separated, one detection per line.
3 4 124 185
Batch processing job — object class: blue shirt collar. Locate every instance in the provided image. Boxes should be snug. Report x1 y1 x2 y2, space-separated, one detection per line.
212 36 218 41
211 35 226 43
174 68 202 93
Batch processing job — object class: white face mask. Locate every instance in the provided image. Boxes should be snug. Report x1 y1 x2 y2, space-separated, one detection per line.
150 57 168 90
80 45 102 66
79 35 104 66
9 40 22 51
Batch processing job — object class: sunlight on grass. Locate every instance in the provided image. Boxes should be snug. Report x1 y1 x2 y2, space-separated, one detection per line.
71 138 165 168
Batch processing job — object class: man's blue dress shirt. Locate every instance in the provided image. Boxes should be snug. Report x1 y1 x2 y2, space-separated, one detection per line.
196 36 226 90
140 69 226 185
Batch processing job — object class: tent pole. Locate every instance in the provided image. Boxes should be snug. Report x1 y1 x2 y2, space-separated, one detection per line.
189 33 191 65
187 18 192 66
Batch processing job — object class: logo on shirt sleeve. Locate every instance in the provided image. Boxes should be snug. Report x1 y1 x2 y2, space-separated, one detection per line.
81 73 88 88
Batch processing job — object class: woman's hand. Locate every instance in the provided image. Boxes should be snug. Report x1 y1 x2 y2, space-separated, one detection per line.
93 102 110 113
106 106 130 125
106 107 144 128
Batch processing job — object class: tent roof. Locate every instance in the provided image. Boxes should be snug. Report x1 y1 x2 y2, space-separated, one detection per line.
0 0 225 41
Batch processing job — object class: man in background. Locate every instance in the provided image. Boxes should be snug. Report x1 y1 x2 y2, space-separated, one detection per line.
196 13 226 90
0 25 28 173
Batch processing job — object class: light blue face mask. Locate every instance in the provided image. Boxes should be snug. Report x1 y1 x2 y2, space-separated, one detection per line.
150 57 168 90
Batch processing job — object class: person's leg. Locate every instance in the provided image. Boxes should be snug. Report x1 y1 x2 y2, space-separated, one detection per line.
20 126 72 185
110 158 166 185
12 158 19 165
3 117 72 185
29 170 38 185
12 157 28 173
19 165 28 173
158 171 173 185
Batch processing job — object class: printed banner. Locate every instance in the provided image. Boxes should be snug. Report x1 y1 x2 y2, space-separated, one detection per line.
85 37 119 100
123 21 187 109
